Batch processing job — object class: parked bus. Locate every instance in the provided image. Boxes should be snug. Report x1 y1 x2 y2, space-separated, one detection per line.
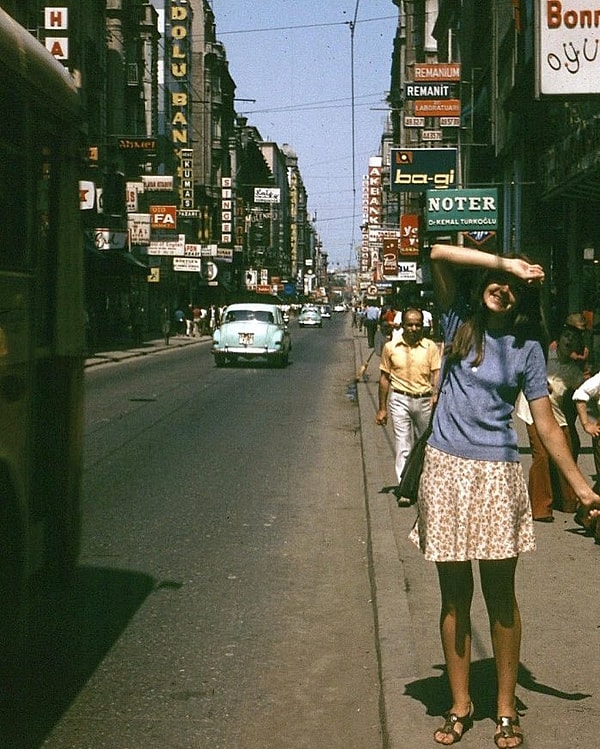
0 8 85 669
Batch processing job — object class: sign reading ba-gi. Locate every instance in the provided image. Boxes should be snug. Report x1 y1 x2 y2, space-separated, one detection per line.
425 188 498 231
390 148 457 192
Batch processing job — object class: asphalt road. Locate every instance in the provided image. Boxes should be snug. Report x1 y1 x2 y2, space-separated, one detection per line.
9 314 383 749
4 316 599 749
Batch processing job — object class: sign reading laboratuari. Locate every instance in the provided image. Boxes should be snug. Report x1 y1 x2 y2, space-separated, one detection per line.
167 1 194 211
537 1 600 95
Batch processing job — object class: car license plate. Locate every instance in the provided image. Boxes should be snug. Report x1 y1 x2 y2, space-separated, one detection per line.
239 332 254 345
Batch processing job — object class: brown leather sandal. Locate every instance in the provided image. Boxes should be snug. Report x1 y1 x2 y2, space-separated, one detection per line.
494 715 523 748
434 704 474 744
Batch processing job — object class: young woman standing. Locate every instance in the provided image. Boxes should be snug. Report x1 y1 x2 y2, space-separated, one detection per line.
410 244 600 747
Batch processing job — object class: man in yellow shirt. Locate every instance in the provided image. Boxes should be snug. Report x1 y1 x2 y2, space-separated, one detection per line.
376 307 441 496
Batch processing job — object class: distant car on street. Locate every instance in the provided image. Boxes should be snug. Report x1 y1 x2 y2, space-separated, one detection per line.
298 308 323 328
333 303 347 313
212 302 291 367
320 304 332 318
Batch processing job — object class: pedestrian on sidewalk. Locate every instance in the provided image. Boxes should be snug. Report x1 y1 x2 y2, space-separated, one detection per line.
409 243 600 748
549 312 590 458
515 320 585 521
185 305 194 337
572 371 600 537
375 307 441 498
363 301 380 348
174 307 185 336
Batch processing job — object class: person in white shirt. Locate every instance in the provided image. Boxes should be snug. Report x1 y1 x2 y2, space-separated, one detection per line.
422 306 433 337
573 371 600 529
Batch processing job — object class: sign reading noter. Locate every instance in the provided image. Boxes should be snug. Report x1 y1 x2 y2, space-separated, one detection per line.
425 189 498 231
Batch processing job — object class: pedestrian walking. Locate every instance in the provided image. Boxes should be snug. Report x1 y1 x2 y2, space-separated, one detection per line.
409 243 600 747
573 371 600 537
375 307 441 499
192 305 201 336
174 307 185 336
185 304 194 336
549 312 590 458
515 321 585 520
363 301 380 348
560 312 591 379
422 305 434 337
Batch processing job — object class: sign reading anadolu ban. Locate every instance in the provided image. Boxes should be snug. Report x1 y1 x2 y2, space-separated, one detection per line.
425 188 498 231
536 1 600 95
390 148 457 192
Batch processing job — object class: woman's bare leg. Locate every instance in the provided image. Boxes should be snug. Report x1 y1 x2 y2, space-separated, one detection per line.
479 557 524 748
434 561 474 744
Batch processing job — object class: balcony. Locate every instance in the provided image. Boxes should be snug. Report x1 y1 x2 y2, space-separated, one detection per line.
540 115 600 203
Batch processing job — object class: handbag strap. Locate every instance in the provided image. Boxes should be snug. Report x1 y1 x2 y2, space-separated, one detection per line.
429 352 450 426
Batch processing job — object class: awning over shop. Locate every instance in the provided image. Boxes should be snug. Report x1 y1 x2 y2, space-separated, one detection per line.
84 236 149 274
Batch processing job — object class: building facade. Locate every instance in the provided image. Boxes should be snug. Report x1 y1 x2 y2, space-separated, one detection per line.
371 0 600 355
2 0 319 347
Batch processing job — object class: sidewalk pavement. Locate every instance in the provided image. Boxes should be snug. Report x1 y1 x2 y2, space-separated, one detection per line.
353 330 600 749
84 333 209 368
85 326 599 746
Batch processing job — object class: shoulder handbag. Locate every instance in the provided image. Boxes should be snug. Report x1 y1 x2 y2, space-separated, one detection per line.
396 422 433 505
396 357 448 506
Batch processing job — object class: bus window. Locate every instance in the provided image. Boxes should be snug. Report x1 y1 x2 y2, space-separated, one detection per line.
0 84 26 268
33 137 57 347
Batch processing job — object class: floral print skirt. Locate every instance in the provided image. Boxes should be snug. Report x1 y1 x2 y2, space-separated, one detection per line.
408 445 536 562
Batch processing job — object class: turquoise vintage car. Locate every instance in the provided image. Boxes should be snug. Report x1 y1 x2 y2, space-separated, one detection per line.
212 302 291 367
298 307 323 328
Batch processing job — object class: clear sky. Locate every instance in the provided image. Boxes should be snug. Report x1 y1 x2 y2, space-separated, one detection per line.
209 1 398 269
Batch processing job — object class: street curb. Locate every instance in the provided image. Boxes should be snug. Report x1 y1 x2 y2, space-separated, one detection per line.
353 331 417 749
84 335 210 368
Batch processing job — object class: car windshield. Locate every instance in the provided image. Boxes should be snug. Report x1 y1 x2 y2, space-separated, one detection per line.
225 309 274 323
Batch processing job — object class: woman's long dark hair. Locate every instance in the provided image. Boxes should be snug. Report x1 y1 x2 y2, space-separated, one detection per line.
447 256 550 367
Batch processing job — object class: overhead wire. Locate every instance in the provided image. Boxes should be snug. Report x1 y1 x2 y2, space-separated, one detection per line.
154 5 390 258
349 0 361 266
206 15 397 36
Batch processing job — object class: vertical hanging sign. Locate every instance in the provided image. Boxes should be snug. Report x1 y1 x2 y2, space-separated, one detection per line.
222 177 233 245
368 157 383 227
44 7 69 61
179 148 194 210
167 1 192 209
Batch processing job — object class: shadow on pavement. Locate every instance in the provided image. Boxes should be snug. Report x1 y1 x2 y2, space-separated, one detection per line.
1 566 157 749
403 658 591 722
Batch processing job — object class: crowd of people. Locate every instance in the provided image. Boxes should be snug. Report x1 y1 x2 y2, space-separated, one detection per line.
361 246 600 748
173 303 224 338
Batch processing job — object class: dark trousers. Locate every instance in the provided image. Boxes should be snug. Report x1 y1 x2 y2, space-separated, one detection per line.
364 319 378 348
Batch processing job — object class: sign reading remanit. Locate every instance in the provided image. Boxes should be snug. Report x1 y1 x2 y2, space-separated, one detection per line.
536 1 600 95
